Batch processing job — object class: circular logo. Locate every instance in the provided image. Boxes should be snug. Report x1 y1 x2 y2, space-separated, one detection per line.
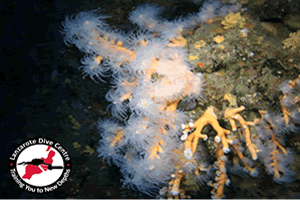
8 138 72 194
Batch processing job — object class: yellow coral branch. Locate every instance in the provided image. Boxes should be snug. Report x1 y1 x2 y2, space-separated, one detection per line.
224 106 258 160
211 143 227 199
184 106 232 158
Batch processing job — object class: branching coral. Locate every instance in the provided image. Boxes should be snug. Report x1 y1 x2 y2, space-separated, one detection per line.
61 3 299 199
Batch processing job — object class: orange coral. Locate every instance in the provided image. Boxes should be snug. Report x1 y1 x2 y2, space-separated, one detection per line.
183 106 230 159
224 106 258 160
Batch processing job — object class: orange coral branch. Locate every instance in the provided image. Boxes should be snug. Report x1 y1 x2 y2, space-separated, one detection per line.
224 106 258 160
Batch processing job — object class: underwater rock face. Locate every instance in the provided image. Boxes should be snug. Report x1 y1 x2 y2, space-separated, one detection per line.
59 0 300 199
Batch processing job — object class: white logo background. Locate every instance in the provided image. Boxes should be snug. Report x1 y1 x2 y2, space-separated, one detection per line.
16 144 64 187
